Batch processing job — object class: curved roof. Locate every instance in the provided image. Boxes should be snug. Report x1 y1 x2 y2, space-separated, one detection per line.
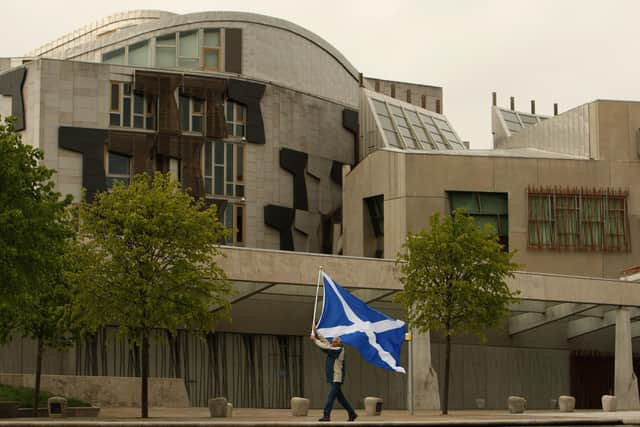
26 10 360 80
25 10 176 57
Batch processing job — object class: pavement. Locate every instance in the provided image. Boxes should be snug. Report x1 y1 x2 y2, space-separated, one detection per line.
1 408 639 426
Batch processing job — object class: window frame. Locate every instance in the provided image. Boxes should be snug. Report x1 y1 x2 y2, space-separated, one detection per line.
180 95 205 134
203 140 246 199
105 149 132 189
110 81 156 130
527 187 630 252
225 101 247 138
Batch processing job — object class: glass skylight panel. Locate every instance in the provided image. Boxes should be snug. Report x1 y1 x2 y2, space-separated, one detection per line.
500 109 523 133
368 93 466 152
519 113 538 126
372 99 402 148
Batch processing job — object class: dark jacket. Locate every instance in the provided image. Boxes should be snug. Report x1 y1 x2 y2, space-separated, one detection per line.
313 331 345 383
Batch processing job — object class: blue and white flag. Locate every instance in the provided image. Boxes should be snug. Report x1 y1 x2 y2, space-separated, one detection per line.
316 272 406 373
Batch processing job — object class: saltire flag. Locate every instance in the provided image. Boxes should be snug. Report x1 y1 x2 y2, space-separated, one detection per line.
315 272 406 373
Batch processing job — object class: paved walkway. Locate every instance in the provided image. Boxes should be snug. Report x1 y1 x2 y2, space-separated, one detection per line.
1 408 639 426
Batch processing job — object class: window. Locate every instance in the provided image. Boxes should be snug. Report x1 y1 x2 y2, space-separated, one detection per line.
169 158 181 180
128 40 149 66
203 29 221 71
372 99 401 148
365 195 384 237
102 48 125 65
203 141 245 198
222 203 245 244
528 187 630 251
156 33 177 67
180 96 204 133
225 101 246 137
105 151 131 188
153 28 223 70
178 31 199 68
449 191 509 250
110 82 155 130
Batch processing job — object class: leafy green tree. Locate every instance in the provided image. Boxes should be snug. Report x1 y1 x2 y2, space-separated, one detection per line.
0 116 75 415
70 172 232 418
0 116 72 296
395 210 520 415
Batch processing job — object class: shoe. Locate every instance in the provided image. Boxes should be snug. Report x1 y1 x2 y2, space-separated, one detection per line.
318 416 330 422
349 413 358 422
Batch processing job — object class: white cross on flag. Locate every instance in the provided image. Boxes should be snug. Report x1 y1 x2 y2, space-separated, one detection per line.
315 272 406 373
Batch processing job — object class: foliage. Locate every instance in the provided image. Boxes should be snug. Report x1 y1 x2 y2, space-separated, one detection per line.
0 384 90 408
395 210 520 339
395 209 520 414
0 116 73 301
68 172 232 417
70 172 232 340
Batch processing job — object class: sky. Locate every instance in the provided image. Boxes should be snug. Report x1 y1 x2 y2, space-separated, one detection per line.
4 0 640 149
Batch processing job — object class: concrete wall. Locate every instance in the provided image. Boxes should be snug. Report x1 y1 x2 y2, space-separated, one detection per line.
0 373 189 407
343 149 640 279
22 59 353 252
364 77 442 113
596 101 640 162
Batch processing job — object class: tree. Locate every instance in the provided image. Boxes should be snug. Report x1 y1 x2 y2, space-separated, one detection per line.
0 116 74 415
395 210 520 415
70 172 232 418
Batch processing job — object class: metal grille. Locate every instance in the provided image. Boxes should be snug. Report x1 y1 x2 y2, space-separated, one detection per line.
527 187 630 252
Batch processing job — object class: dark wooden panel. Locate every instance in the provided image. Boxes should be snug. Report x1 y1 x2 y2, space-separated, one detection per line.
225 28 242 74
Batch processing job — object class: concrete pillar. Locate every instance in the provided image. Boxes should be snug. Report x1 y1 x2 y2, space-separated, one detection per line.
412 331 441 410
615 307 640 409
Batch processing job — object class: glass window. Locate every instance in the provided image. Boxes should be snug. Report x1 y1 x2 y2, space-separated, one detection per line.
102 48 125 65
128 41 149 66
527 188 629 252
365 195 384 237
203 29 221 71
449 191 509 251
203 141 246 199
221 203 245 245
179 31 199 68
156 33 176 67
106 152 131 188
180 96 204 134
110 81 155 130
225 101 246 138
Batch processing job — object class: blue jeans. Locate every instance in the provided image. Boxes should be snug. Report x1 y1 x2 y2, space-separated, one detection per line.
323 382 356 418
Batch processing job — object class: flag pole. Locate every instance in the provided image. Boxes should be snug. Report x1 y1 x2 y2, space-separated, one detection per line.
311 266 324 335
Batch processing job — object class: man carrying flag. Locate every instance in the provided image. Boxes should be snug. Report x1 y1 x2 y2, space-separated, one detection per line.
310 324 358 422
310 271 407 421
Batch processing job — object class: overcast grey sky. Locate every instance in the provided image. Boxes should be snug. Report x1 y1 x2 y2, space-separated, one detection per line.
4 0 640 149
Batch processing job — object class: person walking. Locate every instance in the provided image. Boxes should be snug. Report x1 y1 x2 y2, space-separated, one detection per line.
310 324 358 422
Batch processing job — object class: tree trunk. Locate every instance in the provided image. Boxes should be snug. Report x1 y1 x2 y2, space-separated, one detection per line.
33 337 44 417
141 333 149 418
443 334 451 415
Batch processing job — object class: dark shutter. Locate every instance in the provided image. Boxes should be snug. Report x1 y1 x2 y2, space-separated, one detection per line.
225 28 242 74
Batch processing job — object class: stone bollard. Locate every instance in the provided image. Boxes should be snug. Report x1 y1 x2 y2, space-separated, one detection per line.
364 397 383 416
226 403 233 417
558 395 575 412
602 395 617 412
507 396 526 414
208 397 230 417
48 396 67 418
290 397 310 416
475 398 485 409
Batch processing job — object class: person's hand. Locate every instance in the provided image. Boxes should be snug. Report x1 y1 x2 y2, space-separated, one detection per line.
309 334 316 341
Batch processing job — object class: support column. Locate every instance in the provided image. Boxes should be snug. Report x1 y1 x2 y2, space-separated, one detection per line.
615 307 640 409
412 330 441 410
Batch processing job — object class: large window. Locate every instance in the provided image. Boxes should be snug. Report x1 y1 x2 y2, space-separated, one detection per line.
528 188 629 251
226 101 246 137
203 141 245 198
449 191 509 250
179 96 204 134
105 151 131 188
222 203 245 244
109 82 155 130
203 29 221 71
155 33 177 67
